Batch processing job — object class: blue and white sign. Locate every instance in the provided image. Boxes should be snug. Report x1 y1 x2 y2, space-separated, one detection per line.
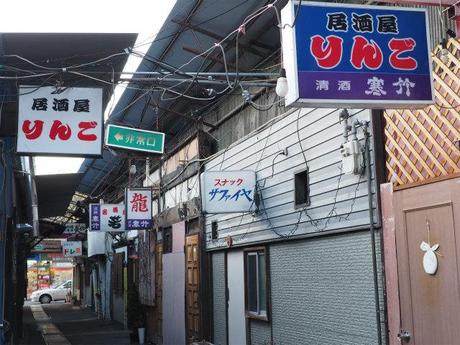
201 171 256 213
281 1 434 108
89 203 126 232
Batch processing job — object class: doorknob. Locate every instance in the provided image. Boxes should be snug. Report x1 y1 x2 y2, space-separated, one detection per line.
397 330 411 343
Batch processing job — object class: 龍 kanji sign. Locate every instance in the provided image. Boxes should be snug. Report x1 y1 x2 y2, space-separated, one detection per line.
201 171 257 213
17 86 103 156
281 2 434 107
125 188 153 230
89 203 126 232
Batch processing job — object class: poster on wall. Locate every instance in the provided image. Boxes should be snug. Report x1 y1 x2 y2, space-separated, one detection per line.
281 1 434 108
63 241 82 257
89 203 126 232
201 171 257 213
125 188 153 230
17 86 103 156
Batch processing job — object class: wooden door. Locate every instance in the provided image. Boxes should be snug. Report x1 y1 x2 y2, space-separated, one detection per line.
186 234 200 343
394 178 460 344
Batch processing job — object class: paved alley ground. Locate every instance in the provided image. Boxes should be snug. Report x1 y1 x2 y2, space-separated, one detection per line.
21 302 131 345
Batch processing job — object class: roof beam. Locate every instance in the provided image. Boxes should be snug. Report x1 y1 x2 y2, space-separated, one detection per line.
172 18 267 58
182 46 238 69
154 103 217 129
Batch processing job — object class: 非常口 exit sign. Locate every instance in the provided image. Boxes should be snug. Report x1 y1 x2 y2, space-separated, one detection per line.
105 124 164 154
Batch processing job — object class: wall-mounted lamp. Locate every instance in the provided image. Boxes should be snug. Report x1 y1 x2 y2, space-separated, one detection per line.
275 68 289 98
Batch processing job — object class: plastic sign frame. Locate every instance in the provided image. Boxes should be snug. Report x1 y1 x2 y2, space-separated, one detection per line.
201 170 257 214
281 1 434 108
17 86 103 157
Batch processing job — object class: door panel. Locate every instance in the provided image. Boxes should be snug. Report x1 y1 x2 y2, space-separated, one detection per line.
394 178 460 345
155 243 163 339
227 250 246 345
186 234 200 343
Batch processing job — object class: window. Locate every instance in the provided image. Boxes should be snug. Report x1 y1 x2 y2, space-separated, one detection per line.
245 248 269 320
294 168 310 208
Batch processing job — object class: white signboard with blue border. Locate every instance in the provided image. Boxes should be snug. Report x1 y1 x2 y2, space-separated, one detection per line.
281 1 434 108
125 188 153 230
201 171 256 214
89 203 126 232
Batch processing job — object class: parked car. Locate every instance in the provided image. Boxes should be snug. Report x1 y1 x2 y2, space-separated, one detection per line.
30 280 72 304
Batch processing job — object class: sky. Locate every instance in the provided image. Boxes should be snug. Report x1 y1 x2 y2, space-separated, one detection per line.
1 0 177 175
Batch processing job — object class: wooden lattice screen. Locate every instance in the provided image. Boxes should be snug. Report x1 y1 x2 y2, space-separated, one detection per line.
384 38 460 187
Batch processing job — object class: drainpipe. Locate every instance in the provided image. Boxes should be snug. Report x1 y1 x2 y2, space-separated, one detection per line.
29 158 39 237
363 121 383 345
0 141 6 345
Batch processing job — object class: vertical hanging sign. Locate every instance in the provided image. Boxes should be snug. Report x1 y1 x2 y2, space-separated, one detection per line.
281 1 434 108
17 86 103 156
125 188 153 230
89 203 126 232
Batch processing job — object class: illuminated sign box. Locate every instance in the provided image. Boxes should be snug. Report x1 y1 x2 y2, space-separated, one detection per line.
281 1 434 108
201 171 256 214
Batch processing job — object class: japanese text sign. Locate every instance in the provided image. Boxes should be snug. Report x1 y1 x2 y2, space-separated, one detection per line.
17 86 103 156
125 188 153 230
201 171 256 213
62 223 86 238
63 241 82 257
281 2 434 108
105 124 165 154
89 203 126 232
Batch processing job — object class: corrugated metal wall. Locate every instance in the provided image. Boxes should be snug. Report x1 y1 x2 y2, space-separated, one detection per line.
205 107 378 250
270 231 384 345
212 252 227 345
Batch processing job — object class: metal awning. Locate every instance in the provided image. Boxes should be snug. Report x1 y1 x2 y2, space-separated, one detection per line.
35 173 83 219
77 0 286 198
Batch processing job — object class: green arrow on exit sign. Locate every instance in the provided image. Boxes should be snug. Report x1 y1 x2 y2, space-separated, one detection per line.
105 124 165 154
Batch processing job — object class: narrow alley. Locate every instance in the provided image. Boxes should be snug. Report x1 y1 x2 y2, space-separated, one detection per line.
1 1 460 345
23 303 130 345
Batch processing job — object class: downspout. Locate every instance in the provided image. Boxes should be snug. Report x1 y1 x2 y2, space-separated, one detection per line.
29 158 39 237
0 141 6 345
363 121 383 345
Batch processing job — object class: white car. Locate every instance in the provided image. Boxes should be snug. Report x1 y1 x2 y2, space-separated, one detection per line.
31 280 72 304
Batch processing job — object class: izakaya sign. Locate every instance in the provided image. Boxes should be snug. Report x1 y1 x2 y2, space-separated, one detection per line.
125 188 153 230
63 241 82 257
201 171 256 213
17 86 103 156
89 203 126 232
281 2 434 107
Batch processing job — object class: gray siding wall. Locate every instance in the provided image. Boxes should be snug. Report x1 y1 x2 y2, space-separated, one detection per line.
205 107 377 250
270 231 383 345
212 252 227 345
250 319 271 345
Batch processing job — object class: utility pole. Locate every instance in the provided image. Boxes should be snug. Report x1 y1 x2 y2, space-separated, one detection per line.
0 140 6 345
0 138 13 345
